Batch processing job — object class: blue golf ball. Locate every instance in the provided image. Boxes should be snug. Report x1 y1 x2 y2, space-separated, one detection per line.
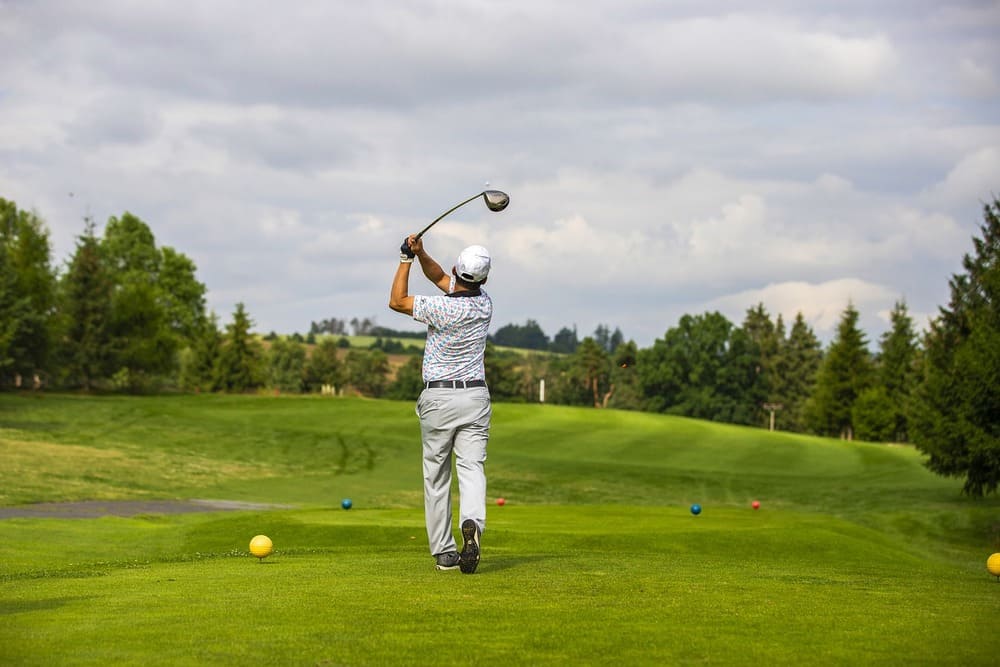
341 498 353 510
690 503 702 515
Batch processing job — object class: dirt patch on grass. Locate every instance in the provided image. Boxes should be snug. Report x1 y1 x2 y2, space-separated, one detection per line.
0 499 293 519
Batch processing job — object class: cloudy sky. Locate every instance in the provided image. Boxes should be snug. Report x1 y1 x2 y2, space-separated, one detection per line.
2 1 998 347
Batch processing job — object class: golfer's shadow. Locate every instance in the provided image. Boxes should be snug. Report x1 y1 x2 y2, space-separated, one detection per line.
478 554 549 574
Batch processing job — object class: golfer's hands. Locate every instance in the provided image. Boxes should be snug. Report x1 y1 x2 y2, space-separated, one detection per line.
409 235 425 257
400 236 416 259
400 235 425 258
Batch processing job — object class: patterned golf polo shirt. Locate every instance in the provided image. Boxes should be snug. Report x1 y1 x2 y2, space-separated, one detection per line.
412 286 492 382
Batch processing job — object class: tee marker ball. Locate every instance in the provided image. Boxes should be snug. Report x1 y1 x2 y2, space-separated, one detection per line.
987 553 1000 580
690 504 702 516
249 535 273 561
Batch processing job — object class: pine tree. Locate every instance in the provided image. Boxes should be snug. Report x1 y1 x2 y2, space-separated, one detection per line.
195 313 223 391
806 303 874 439
852 385 896 442
58 220 113 390
214 303 263 392
877 301 919 441
910 197 1000 496
742 303 781 426
773 312 822 432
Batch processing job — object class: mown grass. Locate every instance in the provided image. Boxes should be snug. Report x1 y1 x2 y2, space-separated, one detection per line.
1 393 998 666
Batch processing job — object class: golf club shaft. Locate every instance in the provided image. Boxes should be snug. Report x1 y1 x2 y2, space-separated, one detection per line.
414 192 484 240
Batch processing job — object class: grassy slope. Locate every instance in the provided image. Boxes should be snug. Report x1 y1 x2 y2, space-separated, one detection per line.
1 393 998 665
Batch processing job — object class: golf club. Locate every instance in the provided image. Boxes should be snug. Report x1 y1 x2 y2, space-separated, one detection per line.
401 190 509 254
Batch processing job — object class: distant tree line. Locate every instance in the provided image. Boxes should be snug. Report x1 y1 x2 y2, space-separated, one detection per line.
2 195 998 496
309 316 426 341
489 320 624 354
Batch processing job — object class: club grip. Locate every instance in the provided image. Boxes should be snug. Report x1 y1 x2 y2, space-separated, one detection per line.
400 237 415 258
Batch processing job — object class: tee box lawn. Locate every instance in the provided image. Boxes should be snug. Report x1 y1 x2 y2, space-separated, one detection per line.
1 393 998 665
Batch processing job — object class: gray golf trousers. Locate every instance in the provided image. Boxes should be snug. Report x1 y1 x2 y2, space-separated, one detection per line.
416 385 491 556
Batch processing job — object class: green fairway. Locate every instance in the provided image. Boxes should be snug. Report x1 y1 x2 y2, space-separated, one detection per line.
1 394 998 665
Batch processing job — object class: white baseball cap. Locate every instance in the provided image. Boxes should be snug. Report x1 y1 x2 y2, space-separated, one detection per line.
455 245 491 283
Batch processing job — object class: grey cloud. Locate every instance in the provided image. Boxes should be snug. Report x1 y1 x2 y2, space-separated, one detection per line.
1 0 997 348
3 2 914 109
65 95 164 147
190 115 365 171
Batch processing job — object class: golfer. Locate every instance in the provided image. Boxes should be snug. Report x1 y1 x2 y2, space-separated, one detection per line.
389 234 493 574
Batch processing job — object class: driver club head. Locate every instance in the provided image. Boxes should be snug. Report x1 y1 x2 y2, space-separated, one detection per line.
483 190 510 212
413 189 510 242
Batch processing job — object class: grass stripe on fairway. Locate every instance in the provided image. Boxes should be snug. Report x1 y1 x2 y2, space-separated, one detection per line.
1 394 999 665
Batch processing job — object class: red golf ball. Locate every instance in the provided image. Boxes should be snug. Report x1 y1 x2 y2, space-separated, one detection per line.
752 500 760 510
496 497 506 506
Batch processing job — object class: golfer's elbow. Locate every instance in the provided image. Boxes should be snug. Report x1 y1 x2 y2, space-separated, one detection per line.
389 295 413 315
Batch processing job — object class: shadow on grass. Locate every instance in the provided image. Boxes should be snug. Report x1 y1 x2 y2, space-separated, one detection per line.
480 554 550 574
0 597 93 616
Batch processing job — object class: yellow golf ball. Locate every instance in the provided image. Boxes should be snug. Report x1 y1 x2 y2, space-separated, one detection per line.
249 534 273 560
987 553 1000 578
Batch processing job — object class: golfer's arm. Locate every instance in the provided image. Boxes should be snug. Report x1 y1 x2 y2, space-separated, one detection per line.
389 262 415 315
416 252 451 293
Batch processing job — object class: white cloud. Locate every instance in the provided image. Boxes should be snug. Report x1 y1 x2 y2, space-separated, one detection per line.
705 278 900 339
486 167 968 291
258 209 304 237
619 14 899 101
923 147 1000 208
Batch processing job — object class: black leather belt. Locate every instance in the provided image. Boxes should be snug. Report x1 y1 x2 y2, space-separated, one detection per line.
425 379 487 389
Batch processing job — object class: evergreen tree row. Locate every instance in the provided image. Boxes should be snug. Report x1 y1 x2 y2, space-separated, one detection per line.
2 195 997 495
